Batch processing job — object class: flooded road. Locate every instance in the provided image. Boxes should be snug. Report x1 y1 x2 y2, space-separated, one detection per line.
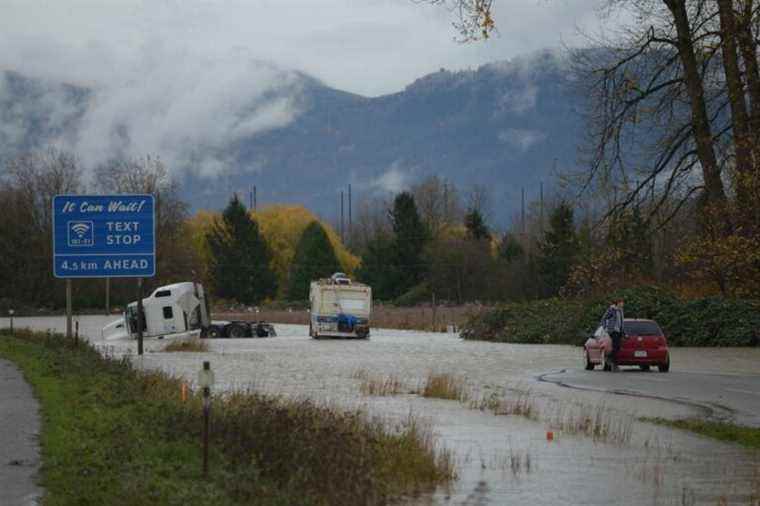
3 315 760 505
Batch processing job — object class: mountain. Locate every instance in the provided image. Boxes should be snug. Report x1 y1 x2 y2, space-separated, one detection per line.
0 50 586 227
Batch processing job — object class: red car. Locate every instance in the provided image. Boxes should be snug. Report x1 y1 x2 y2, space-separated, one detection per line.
584 318 670 372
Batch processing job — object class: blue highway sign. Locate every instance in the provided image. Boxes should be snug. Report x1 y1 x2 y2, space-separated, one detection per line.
53 194 156 278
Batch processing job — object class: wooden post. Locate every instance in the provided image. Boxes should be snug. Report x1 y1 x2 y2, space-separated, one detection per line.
137 278 144 356
432 292 437 332
105 278 110 316
66 279 72 339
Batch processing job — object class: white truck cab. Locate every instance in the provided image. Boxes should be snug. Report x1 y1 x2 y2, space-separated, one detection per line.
102 281 276 340
102 282 209 340
309 273 371 339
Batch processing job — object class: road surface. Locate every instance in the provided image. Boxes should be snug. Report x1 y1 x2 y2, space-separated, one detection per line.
539 368 760 426
0 358 42 506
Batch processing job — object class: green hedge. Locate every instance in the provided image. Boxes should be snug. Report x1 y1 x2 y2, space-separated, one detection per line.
461 286 760 346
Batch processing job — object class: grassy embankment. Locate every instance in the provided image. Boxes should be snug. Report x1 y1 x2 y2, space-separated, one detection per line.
642 417 760 449
461 286 760 346
0 328 453 506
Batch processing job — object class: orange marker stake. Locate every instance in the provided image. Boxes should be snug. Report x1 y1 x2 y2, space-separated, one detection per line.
181 382 188 402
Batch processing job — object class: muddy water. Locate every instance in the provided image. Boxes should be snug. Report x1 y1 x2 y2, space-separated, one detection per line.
4 315 760 505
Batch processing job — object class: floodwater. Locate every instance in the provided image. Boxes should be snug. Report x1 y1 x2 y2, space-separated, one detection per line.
3 315 760 505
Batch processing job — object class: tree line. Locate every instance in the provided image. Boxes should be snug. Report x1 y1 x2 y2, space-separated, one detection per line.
1 149 755 314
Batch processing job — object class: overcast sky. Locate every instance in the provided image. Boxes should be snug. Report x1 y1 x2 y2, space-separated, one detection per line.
1 0 605 97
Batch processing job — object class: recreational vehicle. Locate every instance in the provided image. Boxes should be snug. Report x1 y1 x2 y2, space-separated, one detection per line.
309 273 371 339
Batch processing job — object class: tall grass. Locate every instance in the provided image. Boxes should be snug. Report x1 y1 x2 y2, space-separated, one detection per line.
352 369 406 396
161 337 209 352
470 390 539 420
418 372 469 402
0 328 454 506
549 403 634 445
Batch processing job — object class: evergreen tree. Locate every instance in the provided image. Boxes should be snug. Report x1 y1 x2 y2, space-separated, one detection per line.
465 208 491 241
497 232 524 263
286 221 342 300
537 201 578 296
355 232 399 301
206 195 277 304
389 192 430 297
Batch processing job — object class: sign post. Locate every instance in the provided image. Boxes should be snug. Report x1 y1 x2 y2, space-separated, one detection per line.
53 195 156 351
66 280 72 339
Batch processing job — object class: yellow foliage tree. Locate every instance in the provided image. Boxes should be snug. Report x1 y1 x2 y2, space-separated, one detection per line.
184 210 219 286
186 205 358 298
254 206 359 291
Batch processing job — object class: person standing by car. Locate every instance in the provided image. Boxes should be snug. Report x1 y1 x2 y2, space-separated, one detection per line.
601 298 625 371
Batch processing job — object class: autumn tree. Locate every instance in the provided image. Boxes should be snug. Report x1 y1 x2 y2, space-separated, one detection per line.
253 205 358 293
411 175 462 239
206 196 277 305
286 222 342 301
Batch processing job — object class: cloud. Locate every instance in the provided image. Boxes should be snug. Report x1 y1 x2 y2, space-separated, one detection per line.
70 51 303 176
0 0 606 179
0 1 604 97
366 162 413 194
498 128 547 151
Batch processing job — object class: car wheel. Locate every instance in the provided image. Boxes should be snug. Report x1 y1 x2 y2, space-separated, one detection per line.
584 351 595 370
640 365 650 372
658 355 670 373
228 324 246 338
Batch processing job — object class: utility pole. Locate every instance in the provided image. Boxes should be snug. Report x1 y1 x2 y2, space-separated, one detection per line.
249 186 253 210
253 185 257 211
540 181 544 234
521 187 526 236
340 190 345 243
348 184 352 248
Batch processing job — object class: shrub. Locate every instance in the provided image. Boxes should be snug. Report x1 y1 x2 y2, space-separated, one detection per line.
461 285 760 346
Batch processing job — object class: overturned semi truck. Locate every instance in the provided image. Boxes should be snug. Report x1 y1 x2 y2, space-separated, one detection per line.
309 273 371 339
102 282 275 340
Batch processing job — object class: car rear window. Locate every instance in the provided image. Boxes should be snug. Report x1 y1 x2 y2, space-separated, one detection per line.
624 321 662 336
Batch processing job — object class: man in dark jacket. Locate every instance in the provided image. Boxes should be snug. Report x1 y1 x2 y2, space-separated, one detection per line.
601 298 625 371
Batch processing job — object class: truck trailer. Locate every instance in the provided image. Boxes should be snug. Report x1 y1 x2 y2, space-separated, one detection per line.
309 273 371 339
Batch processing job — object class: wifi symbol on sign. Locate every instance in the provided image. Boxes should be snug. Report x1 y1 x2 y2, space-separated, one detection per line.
67 221 94 247
71 222 90 238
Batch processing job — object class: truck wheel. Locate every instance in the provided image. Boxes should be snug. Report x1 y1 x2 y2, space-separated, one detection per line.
206 326 221 339
228 324 246 338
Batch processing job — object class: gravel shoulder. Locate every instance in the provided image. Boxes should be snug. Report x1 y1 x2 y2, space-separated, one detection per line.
0 357 42 506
